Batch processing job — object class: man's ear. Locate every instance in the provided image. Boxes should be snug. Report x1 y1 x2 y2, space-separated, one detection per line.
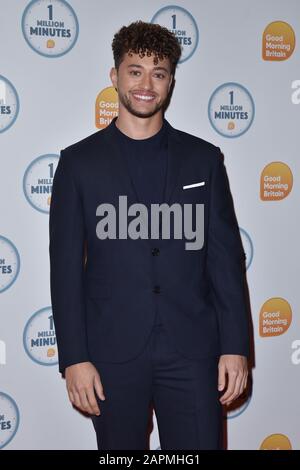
110 67 118 90
168 74 173 92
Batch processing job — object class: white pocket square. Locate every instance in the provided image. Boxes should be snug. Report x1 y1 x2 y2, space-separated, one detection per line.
182 181 205 190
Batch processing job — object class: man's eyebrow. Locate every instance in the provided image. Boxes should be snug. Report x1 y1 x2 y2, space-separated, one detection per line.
127 64 170 74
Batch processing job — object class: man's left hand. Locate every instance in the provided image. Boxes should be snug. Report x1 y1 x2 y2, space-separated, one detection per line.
218 355 248 406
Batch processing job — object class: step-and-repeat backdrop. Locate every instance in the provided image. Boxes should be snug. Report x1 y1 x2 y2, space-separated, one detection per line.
1 0 299 450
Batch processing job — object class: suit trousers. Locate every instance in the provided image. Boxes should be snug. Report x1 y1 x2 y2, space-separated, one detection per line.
91 312 223 450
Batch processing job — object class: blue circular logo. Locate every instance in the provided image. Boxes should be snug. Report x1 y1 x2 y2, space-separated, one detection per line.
0 75 20 133
208 82 255 138
23 306 58 366
0 236 20 293
225 376 252 420
151 5 199 63
23 154 59 213
0 392 20 449
226 394 251 420
240 227 254 270
22 0 79 58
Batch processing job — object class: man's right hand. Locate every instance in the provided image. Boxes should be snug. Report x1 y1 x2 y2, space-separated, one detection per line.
65 361 105 416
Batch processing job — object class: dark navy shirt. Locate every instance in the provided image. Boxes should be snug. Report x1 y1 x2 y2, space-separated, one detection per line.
112 118 168 210
112 118 169 326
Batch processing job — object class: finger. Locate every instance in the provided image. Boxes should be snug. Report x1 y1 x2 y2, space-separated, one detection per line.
237 377 245 398
86 388 101 416
78 389 94 415
226 373 243 405
220 374 237 403
220 370 238 404
241 372 248 394
72 390 82 410
94 374 106 401
67 389 75 405
237 372 246 397
218 364 226 391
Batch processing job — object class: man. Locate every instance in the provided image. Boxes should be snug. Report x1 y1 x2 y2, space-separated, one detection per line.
49 21 250 450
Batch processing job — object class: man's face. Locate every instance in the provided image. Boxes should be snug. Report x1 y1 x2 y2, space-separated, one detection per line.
110 51 173 118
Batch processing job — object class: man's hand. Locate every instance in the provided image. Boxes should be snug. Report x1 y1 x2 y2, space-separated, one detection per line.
218 354 248 406
65 361 105 416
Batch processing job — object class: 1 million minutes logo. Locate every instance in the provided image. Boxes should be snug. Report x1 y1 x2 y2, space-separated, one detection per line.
0 393 20 449
0 75 20 133
23 307 58 365
23 154 59 213
240 228 254 270
22 0 79 57
0 236 20 293
208 82 255 138
151 5 199 63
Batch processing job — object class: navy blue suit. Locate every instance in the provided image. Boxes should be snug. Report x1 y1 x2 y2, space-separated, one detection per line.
49 116 249 449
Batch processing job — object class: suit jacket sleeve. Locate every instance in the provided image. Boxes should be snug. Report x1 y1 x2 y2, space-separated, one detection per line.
49 149 89 374
207 148 250 357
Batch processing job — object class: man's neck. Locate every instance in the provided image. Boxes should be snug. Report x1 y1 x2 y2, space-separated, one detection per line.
115 110 163 140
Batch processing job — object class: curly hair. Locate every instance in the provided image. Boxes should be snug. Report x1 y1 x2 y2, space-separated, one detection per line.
112 20 182 76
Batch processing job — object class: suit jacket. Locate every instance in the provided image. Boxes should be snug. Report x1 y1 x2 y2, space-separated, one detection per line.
49 116 250 374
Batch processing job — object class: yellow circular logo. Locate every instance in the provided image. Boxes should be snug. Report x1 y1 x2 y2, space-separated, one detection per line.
260 433 292 450
262 21 295 61
259 297 292 337
95 86 118 129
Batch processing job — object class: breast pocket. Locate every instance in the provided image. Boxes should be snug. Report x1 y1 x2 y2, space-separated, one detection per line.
180 181 207 205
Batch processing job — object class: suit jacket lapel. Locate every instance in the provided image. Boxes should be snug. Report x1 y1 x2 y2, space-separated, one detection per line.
163 119 184 206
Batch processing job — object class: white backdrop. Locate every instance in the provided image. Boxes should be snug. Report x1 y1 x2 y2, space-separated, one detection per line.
0 0 299 450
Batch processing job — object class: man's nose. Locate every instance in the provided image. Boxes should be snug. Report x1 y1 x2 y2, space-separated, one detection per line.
140 73 153 90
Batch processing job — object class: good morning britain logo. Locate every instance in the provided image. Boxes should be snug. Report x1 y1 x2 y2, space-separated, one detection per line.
262 21 295 61
260 162 293 201
259 297 292 337
95 86 118 129
22 0 79 57
260 433 292 450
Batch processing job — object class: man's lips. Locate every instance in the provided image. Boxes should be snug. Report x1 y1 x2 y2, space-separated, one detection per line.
131 91 156 102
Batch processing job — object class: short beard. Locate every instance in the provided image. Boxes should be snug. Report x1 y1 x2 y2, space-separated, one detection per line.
118 92 167 118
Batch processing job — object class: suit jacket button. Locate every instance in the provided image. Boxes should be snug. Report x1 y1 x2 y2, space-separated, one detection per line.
153 285 161 294
152 247 160 256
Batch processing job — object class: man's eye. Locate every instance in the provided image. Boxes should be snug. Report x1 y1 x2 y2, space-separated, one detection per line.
155 74 165 79
130 70 140 76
